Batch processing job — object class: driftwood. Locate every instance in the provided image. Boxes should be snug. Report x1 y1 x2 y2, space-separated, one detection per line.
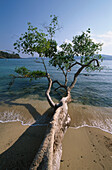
30 96 71 170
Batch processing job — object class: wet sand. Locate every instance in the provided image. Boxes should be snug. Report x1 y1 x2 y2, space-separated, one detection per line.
0 98 112 169
0 98 54 169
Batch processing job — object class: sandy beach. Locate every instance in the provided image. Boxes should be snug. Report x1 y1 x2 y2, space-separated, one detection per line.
60 127 112 170
0 121 47 169
0 98 112 169
0 98 54 169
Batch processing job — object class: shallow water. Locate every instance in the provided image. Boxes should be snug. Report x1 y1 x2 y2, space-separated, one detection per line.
68 103 112 134
0 58 112 106
0 58 112 133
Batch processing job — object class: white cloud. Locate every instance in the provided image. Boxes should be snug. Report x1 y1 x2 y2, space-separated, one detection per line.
98 31 112 38
92 31 112 55
57 45 62 52
58 31 112 55
64 39 73 45
57 39 73 52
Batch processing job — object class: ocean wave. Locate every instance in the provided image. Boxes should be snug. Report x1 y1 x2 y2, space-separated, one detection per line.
0 105 112 135
0 119 48 127
0 110 34 126
70 125 112 135
71 117 112 135
0 110 50 126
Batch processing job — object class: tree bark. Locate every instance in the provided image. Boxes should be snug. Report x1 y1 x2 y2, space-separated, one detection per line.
30 88 71 170
30 58 100 169
45 76 55 108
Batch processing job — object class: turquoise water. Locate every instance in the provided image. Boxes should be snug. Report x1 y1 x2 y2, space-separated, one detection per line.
0 58 112 107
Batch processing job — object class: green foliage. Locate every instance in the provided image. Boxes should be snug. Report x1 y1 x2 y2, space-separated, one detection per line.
15 67 46 79
49 55 74 70
49 42 75 70
45 39 57 58
60 43 74 56
72 28 101 57
85 64 103 72
14 15 59 58
14 15 103 78
72 28 103 70
50 29 103 72
14 24 50 56
28 70 46 78
15 67 30 76
46 15 59 39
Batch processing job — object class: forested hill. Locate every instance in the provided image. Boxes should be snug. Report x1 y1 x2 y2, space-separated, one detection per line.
0 51 21 59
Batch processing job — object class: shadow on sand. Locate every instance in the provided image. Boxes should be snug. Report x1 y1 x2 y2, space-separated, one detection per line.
0 100 54 169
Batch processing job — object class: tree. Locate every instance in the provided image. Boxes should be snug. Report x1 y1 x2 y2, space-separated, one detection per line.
50 28 103 99
12 15 103 169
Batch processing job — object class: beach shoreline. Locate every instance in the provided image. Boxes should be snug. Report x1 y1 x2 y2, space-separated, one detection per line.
0 98 112 169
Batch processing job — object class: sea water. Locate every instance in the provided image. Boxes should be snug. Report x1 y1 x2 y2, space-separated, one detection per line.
0 58 112 133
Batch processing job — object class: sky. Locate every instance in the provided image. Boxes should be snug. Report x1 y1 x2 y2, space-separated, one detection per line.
0 0 112 57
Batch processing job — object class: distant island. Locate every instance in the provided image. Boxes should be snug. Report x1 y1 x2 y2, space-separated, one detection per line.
102 54 112 60
0 51 21 59
0 50 112 60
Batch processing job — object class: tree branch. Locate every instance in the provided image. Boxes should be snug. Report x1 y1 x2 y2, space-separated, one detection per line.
58 65 68 86
45 74 55 108
52 80 66 89
54 86 62 91
83 58 99 67
64 73 68 86
69 58 100 90
40 58 56 108
41 57 48 76
54 86 67 92
58 65 66 76
67 61 83 71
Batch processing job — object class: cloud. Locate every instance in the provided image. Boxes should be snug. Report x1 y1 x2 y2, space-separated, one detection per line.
92 31 112 55
98 31 112 38
64 39 73 45
58 31 112 55
57 45 62 51
57 39 73 52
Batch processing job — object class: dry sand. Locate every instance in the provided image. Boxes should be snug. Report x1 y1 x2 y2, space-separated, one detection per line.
60 103 112 170
60 127 112 170
0 98 112 169
0 122 47 169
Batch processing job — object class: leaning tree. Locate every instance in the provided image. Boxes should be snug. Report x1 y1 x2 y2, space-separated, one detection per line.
12 15 103 170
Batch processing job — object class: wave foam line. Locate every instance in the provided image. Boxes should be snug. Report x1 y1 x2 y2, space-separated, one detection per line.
70 124 112 135
0 119 48 127
0 110 49 127
0 119 31 126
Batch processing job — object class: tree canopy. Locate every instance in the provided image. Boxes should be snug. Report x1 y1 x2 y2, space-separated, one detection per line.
13 15 103 105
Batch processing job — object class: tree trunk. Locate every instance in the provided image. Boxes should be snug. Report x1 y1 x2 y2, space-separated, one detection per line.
30 93 71 170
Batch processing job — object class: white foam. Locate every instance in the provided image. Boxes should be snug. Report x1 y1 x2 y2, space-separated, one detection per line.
1 110 112 133
70 123 112 135
0 110 34 126
0 119 31 126
0 119 48 127
0 110 49 127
